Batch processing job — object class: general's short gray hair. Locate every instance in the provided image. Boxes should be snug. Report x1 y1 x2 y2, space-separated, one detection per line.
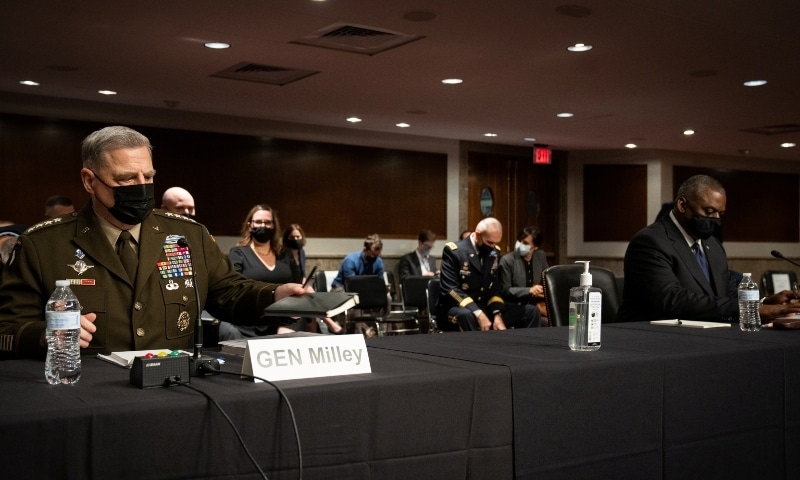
81 126 152 170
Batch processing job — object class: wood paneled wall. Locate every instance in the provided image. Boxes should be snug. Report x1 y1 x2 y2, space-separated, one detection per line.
0 113 447 239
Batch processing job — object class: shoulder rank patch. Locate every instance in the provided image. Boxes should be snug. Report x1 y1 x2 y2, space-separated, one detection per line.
24 216 67 234
445 241 458 250
157 210 198 223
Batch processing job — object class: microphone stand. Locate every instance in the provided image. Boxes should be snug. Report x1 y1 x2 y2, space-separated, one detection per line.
178 238 220 376
771 250 800 269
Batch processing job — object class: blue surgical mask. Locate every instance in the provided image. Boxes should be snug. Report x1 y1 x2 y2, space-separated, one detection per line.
515 241 532 256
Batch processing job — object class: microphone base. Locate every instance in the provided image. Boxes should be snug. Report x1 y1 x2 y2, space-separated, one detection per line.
190 355 221 377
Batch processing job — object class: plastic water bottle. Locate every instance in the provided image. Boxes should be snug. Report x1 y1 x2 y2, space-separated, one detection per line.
45 280 82 384
738 273 761 332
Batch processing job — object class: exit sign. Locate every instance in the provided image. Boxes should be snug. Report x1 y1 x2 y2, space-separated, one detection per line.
534 146 551 164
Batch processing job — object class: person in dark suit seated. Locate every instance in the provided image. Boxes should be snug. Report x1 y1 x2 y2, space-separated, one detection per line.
398 229 439 282
437 217 539 332
617 174 800 323
498 226 549 326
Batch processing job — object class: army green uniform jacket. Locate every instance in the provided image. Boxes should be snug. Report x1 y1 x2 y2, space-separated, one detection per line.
0 206 278 358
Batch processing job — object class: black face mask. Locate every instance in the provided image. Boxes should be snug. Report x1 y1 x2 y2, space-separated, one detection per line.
687 214 722 241
477 243 495 256
285 239 302 250
251 227 274 243
93 172 155 225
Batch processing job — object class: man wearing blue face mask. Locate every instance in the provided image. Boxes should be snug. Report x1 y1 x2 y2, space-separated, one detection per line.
499 226 549 325
0 126 304 358
617 174 800 323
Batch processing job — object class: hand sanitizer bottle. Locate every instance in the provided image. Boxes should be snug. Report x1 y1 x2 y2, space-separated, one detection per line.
568 261 601 351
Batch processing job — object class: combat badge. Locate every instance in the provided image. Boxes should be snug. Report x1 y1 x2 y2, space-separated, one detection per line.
68 260 95 275
177 311 191 332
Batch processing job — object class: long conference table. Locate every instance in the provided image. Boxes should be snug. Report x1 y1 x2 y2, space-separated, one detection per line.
1 322 799 480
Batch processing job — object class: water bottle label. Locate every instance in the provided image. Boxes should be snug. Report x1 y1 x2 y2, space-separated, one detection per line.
46 311 80 329
738 290 759 301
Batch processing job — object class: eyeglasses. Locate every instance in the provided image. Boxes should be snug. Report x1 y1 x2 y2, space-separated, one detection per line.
250 220 273 227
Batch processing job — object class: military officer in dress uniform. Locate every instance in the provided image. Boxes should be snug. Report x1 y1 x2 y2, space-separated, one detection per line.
0 126 304 358
437 217 539 331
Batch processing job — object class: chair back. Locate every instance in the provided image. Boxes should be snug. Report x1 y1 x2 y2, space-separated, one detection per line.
344 275 389 311
426 278 441 332
542 265 621 326
761 270 798 295
313 270 328 292
401 276 431 311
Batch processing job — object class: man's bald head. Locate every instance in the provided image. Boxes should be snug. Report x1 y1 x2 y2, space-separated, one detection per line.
161 186 195 217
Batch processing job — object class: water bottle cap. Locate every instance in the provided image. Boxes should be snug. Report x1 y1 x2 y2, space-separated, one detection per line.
55 280 69 287
742 272 751 277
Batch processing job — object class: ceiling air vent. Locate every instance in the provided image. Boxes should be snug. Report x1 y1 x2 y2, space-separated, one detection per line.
291 23 424 55
211 62 319 86
740 124 800 135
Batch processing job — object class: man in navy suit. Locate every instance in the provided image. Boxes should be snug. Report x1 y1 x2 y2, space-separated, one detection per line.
437 217 538 331
618 174 800 323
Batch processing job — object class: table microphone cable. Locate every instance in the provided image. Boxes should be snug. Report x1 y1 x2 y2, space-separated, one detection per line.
167 364 303 480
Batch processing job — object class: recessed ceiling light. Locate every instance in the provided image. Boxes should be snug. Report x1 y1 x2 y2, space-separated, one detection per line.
781 142 796 148
567 43 592 52
204 42 230 49
625 143 637 149
396 123 410 128
556 112 574 118
441 78 463 85
346 117 362 123
484 133 498 137
98 90 117 95
743 80 767 87
19 80 40 86
683 129 695 136
524 137 537 142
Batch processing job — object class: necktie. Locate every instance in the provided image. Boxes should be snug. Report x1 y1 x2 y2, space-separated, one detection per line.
692 242 710 282
116 230 138 281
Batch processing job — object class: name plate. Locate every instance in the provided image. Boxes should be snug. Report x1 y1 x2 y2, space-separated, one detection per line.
242 334 371 382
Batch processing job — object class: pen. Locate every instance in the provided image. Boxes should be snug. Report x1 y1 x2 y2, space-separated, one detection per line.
302 266 318 289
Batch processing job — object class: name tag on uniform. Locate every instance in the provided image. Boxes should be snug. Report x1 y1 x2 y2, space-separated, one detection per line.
242 334 371 382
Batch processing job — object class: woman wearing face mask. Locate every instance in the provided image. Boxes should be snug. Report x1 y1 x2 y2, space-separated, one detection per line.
218 205 305 339
498 226 549 326
280 224 344 334
283 224 307 279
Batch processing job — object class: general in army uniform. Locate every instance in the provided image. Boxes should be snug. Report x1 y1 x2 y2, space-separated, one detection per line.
0 126 304 358
437 217 538 331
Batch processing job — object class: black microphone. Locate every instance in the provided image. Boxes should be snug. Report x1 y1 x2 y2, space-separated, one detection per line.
178 237 220 376
771 250 800 269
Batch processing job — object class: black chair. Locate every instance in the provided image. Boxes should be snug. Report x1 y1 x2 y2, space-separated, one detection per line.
426 278 441 333
542 265 621 327
401 275 433 332
344 275 420 336
384 271 404 311
313 269 328 292
761 270 798 296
